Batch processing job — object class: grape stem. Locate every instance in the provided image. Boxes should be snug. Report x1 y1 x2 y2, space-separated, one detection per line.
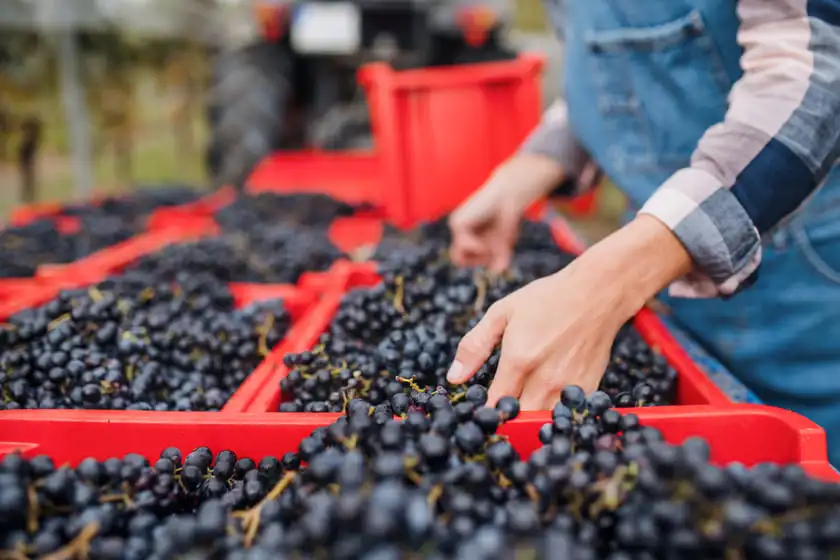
473 272 488 313
233 471 297 548
42 522 99 560
26 484 39 534
393 276 406 315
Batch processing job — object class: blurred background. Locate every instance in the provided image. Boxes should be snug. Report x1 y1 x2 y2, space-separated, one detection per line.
0 0 620 235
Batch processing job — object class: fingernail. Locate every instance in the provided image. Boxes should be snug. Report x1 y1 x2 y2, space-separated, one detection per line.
446 360 465 383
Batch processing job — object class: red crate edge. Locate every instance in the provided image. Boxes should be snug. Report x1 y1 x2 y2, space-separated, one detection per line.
221 283 319 412
0 405 835 480
633 308 731 406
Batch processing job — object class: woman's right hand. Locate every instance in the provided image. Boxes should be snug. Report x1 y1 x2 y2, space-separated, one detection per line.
449 154 566 272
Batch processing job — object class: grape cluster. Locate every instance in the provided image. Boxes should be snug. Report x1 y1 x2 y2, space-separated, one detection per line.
122 192 364 284
59 187 201 222
126 225 344 284
0 187 201 278
279 237 675 412
214 192 359 231
0 273 290 411
373 218 575 277
2 389 839 559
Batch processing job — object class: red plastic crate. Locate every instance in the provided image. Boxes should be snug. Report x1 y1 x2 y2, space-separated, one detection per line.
247 150 383 207
359 56 545 228
246 214 727 410
0 278 316 414
0 405 834 480
245 270 728 413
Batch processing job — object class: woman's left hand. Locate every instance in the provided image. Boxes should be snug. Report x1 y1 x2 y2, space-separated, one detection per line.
446 215 693 409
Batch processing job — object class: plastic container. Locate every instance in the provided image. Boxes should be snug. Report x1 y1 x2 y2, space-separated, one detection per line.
0 279 317 414
247 150 383 207
245 271 729 413
246 214 727 410
0 405 834 480
359 55 545 228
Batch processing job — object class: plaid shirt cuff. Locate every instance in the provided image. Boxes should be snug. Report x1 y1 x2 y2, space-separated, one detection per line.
639 168 762 298
519 100 600 196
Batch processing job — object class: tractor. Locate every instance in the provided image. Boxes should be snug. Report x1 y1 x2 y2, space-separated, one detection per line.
205 0 518 189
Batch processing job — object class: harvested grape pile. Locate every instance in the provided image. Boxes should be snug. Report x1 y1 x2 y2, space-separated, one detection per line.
214 192 359 231
373 218 574 277
0 187 201 278
0 273 290 411
57 187 201 222
279 236 675 412
121 192 362 284
125 225 344 284
2 389 838 559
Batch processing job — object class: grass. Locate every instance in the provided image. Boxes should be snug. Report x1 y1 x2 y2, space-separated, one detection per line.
0 71 210 217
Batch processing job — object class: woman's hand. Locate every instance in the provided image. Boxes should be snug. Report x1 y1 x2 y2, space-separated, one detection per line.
450 154 565 273
447 216 694 409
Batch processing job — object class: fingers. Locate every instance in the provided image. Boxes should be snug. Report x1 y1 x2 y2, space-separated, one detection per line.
450 230 490 268
447 302 509 385
519 355 606 411
486 334 532 407
519 366 559 411
488 245 512 274
488 212 518 273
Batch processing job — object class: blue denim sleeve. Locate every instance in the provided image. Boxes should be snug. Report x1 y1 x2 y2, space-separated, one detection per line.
641 0 840 298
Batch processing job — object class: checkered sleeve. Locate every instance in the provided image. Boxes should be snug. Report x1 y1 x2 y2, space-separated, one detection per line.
640 0 840 298
519 99 602 197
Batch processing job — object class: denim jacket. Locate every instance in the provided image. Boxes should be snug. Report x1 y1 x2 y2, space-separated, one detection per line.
522 0 840 299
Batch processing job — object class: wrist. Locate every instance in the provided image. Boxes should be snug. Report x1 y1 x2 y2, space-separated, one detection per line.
494 154 566 214
574 215 693 320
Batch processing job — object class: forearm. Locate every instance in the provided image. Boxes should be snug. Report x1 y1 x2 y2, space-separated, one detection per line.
567 216 693 327
485 154 567 214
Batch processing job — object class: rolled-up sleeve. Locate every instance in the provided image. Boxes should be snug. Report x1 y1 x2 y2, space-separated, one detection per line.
639 0 840 298
519 99 602 196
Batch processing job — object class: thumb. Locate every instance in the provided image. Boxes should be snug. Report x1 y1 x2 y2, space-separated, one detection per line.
447 302 509 384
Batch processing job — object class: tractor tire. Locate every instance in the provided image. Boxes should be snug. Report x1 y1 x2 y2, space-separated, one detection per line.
206 42 293 190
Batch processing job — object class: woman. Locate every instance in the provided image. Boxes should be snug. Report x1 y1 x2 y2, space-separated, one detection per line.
447 0 840 464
